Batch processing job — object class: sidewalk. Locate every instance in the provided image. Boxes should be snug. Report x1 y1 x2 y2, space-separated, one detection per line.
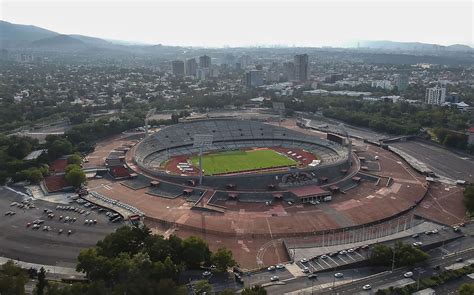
0 257 84 278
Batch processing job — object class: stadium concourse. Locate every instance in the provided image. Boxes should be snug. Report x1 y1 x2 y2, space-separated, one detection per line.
84 118 434 269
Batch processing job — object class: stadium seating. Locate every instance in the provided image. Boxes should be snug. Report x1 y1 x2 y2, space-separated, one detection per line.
134 119 349 173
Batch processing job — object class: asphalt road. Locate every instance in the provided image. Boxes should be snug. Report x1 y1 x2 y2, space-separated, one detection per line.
320 248 474 294
391 141 474 182
0 187 121 267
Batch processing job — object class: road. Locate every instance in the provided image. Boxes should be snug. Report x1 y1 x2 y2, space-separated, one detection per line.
318 248 474 294
391 141 474 182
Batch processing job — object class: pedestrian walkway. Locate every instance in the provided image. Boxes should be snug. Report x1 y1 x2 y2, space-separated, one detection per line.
0 257 83 277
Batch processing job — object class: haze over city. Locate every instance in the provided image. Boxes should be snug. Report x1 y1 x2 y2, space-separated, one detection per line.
1 0 474 294
2 0 473 47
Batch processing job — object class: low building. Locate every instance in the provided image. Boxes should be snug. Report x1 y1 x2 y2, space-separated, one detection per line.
288 185 331 203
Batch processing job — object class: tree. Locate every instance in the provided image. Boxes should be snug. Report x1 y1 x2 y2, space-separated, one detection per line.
211 247 236 272
65 166 86 188
67 153 82 165
369 244 393 266
35 267 46 295
181 236 211 269
241 285 267 295
194 280 212 295
459 283 474 295
0 260 28 295
463 185 474 214
47 139 73 159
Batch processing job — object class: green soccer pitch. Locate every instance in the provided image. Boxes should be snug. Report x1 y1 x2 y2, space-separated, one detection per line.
190 149 297 175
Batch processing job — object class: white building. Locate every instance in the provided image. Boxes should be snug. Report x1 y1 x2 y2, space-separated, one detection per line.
371 80 393 90
425 86 446 105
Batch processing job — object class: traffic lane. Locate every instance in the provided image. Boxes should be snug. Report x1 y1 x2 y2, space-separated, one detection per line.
329 249 474 294
0 188 121 266
243 268 293 286
265 268 374 295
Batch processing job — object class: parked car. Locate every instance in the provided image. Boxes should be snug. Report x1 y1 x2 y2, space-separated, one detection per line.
404 272 413 278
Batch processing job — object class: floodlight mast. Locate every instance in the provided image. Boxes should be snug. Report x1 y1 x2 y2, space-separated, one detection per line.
193 134 213 185
272 102 285 127
144 108 156 137
338 123 352 167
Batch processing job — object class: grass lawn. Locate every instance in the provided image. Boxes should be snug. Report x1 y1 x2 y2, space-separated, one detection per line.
190 149 297 175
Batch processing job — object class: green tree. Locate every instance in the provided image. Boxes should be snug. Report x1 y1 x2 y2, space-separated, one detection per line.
194 280 212 295
0 260 28 295
35 267 46 295
463 185 474 214
369 244 393 266
211 247 236 272
47 139 73 159
65 166 86 188
67 153 82 165
459 283 474 295
241 285 267 295
181 236 211 269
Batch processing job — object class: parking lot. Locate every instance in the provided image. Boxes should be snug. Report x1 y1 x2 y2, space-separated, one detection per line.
295 247 371 273
0 186 122 267
290 223 463 274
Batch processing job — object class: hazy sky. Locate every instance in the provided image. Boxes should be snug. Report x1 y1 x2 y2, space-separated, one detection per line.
1 0 473 47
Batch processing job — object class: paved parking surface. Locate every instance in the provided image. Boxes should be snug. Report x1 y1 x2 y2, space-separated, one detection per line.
0 186 121 267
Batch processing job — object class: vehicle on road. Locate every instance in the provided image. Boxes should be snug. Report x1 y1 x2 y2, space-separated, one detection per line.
404 272 413 278
202 271 211 277
270 275 279 282
334 273 344 278
456 258 464 263
276 264 285 269
362 284 372 290
308 273 318 279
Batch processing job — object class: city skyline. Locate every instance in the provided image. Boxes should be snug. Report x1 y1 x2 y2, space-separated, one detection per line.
1 0 473 48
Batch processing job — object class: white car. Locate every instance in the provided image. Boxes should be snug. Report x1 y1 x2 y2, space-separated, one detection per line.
300 258 308 263
334 272 344 278
202 271 212 277
302 267 310 273
276 264 285 269
270 275 279 282
267 265 276 271
339 250 347 255
320 255 328 259
362 284 372 290
404 271 413 278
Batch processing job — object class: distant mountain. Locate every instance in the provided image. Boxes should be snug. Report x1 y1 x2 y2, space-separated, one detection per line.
354 40 473 52
0 20 58 46
0 20 115 51
30 35 88 51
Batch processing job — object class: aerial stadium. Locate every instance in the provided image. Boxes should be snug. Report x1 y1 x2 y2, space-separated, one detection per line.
84 116 431 268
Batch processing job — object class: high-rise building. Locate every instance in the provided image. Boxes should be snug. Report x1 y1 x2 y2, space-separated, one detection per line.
395 74 409 92
425 86 446 105
197 68 210 81
239 55 251 68
294 54 309 82
245 70 264 88
283 62 295 81
199 55 211 68
171 60 185 76
185 58 197 77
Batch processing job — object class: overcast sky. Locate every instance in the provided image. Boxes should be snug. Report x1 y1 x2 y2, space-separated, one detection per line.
1 0 473 47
